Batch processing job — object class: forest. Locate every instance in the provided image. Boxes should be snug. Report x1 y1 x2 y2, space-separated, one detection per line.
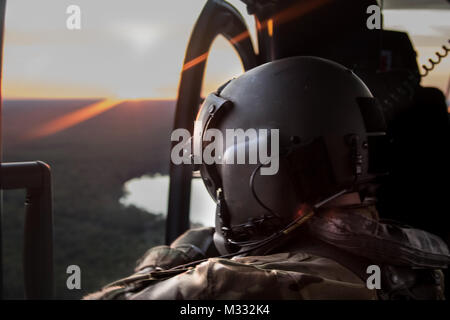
2 99 176 299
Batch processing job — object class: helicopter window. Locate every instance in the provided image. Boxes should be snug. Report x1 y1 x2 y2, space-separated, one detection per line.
383 8 450 96
0 0 245 300
201 35 246 98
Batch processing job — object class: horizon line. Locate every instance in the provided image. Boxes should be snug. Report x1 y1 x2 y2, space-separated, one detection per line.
2 97 178 102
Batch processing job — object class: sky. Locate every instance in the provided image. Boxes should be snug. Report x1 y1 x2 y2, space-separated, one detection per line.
2 0 449 100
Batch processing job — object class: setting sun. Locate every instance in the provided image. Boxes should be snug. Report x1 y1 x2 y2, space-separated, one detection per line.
2 1 448 100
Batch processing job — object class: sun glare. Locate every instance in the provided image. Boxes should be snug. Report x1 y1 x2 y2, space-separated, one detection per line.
24 99 124 141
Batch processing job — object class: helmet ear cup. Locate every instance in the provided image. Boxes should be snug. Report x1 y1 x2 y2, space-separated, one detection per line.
220 158 298 225
285 137 338 203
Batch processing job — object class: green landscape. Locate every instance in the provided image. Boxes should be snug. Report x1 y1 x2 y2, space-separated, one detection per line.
2 99 176 299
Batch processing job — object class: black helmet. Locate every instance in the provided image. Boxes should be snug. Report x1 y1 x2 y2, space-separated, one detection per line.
193 56 387 255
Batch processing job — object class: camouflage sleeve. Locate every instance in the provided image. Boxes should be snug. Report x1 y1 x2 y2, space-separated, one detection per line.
83 228 217 300
134 245 192 273
82 244 193 300
135 227 216 273
128 252 378 300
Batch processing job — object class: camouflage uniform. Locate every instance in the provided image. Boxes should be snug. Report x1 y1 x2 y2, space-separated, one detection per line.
85 247 377 300
85 206 447 300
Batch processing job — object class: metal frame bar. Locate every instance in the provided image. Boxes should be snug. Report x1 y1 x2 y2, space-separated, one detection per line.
1 162 54 299
0 0 6 299
0 0 54 300
166 0 258 244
